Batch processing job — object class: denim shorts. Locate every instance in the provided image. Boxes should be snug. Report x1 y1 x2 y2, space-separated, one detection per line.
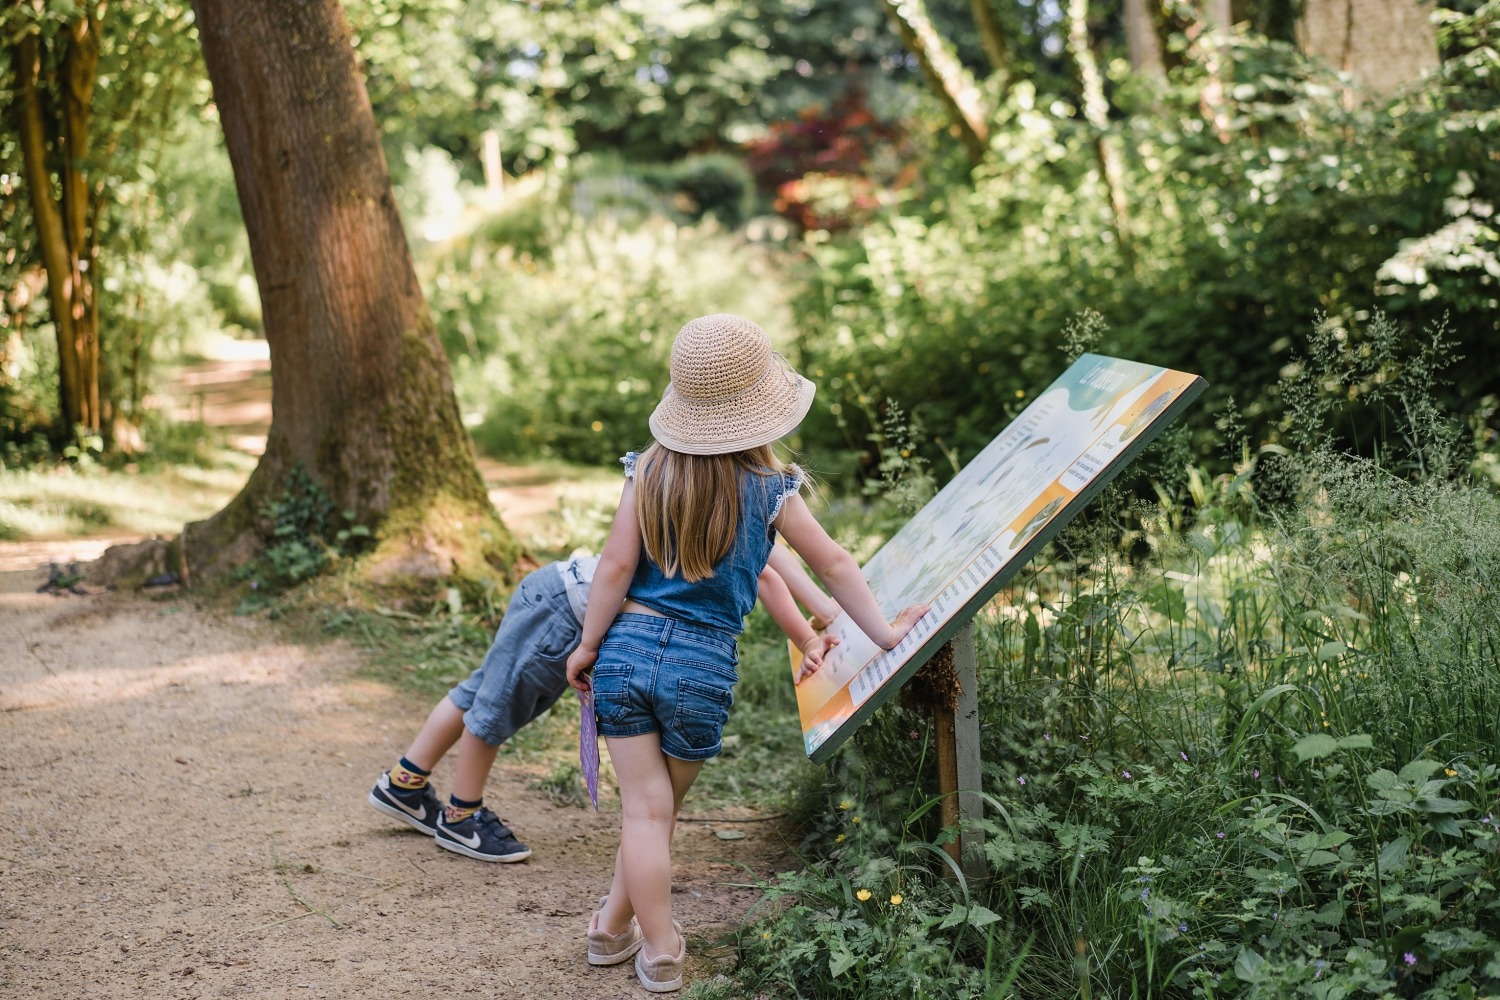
447 564 580 746
592 613 739 761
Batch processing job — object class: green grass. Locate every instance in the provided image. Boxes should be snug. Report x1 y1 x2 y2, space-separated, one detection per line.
0 449 255 540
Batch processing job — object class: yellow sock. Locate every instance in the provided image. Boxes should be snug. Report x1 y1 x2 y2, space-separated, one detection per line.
445 798 481 823
390 758 429 791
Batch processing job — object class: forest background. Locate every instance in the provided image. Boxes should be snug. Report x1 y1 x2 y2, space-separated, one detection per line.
3 0 1499 997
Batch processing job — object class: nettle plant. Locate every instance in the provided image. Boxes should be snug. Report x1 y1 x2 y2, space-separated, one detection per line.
247 463 372 590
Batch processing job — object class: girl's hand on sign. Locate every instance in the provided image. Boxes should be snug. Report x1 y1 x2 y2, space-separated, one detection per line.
883 603 931 649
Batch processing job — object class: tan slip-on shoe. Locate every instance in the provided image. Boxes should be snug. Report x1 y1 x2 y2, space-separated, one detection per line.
586 910 644 966
634 930 686 993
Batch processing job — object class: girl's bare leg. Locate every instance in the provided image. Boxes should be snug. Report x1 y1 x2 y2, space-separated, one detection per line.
599 733 702 955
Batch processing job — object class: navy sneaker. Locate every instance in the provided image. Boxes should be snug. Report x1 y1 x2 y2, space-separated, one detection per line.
435 807 532 863
367 771 441 835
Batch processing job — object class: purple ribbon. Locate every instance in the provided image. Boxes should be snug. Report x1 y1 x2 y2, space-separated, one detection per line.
579 688 600 810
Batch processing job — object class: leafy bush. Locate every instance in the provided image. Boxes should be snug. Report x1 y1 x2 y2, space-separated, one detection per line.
640 154 757 229
789 14 1500 483
241 464 372 592
721 314 1500 998
422 191 798 466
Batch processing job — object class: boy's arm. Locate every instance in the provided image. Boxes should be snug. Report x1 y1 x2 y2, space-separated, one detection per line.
757 564 841 679
766 544 840 630
757 564 817 654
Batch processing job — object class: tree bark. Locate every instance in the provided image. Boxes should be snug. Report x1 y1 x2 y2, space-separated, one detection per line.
9 15 103 437
880 0 990 164
1124 0 1165 76
1066 0 1134 270
968 0 1009 82
1298 0 1438 98
184 0 517 586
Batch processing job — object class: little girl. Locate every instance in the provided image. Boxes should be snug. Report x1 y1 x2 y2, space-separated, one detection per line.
565 314 928 993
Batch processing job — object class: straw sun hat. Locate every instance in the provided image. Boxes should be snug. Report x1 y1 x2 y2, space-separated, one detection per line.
648 314 815 456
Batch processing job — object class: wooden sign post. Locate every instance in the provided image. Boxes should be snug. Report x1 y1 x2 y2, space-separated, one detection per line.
935 623 984 880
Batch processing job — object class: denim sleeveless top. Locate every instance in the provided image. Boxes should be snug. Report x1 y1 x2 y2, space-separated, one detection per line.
622 451 803 635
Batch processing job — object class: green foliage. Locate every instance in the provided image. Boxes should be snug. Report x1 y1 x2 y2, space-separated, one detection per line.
717 309 1500 998
0 1 209 454
346 0 913 177
241 464 372 593
422 180 796 465
790 12 1500 479
639 154 756 229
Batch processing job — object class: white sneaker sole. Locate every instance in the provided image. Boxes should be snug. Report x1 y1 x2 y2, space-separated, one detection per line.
434 830 532 863
635 948 684 993
366 789 436 835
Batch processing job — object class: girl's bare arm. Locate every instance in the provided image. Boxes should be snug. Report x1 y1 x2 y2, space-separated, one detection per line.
775 493 929 650
566 479 641 691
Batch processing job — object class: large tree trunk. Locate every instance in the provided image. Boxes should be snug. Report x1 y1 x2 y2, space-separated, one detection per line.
1298 0 1438 99
9 13 104 438
183 0 518 586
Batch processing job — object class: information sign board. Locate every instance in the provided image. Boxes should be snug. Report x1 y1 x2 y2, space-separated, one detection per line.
794 354 1206 762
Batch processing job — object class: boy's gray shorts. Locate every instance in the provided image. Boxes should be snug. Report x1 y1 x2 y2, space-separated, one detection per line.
447 562 581 746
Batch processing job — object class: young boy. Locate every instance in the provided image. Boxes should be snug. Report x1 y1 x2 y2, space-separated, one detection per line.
368 546 839 862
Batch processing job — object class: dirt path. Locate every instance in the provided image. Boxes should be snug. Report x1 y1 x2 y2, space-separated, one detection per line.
1 558 787 999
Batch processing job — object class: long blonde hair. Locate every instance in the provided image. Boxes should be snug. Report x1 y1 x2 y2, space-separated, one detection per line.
635 442 787 581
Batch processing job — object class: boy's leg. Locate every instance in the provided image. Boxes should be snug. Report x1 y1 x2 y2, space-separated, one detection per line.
403 696 466 771
433 728 530 863
367 695 465 835
448 729 500 803
602 733 701 957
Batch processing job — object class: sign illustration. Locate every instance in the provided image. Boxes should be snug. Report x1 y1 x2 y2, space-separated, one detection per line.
794 354 1206 762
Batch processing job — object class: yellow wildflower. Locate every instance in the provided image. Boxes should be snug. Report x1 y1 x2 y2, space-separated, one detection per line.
1445 768 1458 777
839 799 853 811
890 894 904 906
835 834 846 843
852 816 861 824
856 889 872 901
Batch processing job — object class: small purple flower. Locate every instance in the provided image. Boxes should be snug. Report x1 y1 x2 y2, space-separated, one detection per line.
1179 751 1189 762
251 581 260 590
1314 959 1326 980
1017 776 1027 786
1253 768 1261 779
1215 830 1225 839
1043 732 1051 741
1139 889 1150 903
908 730 920 740
1178 922 1188 933
1403 952 1417 967
1122 770 1133 780
1482 813 1494 825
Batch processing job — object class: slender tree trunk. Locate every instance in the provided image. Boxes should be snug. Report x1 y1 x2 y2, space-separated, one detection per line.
968 0 1009 82
1066 0 1134 271
881 0 990 164
1124 0 1165 76
1194 0 1234 142
184 0 517 585
9 16 104 437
